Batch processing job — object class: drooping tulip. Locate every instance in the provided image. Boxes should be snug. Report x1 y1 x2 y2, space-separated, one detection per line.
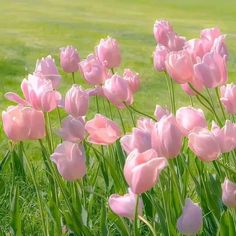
123 69 140 93
194 52 227 88
60 46 80 73
188 127 221 161
64 85 89 117
221 178 236 207
34 55 61 89
211 120 236 153
124 149 167 194
165 50 193 84
85 114 121 145
96 36 121 68
220 83 236 114
79 54 108 85
103 73 133 109
153 45 169 72
177 198 203 235
57 115 85 142
108 188 143 220
51 141 86 181
152 114 183 158
2 105 45 142
176 107 207 136
5 74 61 112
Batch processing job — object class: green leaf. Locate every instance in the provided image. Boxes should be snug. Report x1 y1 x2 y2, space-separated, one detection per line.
217 211 236 236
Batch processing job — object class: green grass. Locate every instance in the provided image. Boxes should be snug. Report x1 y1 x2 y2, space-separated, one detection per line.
0 0 236 235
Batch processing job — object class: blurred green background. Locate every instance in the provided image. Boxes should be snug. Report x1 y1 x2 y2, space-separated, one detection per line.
0 0 236 115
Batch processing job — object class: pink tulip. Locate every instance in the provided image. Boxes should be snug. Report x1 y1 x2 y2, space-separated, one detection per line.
165 50 193 84
154 105 170 121
121 128 152 155
60 46 80 73
167 33 186 51
137 118 155 133
124 149 167 194
86 86 104 97
153 20 173 45
194 52 227 88
201 27 221 44
152 114 183 158
123 69 140 93
34 55 61 89
79 54 108 85
57 115 85 142
181 77 204 96
176 107 207 136
103 73 133 109
85 114 121 145
177 198 203 235
96 36 121 68
64 85 89 117
184 39 205 62
220 84 236 114
51 141 86 181
211 35 228 59
211 120 236 153
153 45 169 72
109 188 143 220
6 74 61 112
222 178 236 207
2 105 45 142
188 127 221 161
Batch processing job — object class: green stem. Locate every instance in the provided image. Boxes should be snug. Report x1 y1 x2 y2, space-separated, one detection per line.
139 216 157 236
95 95 100 113
56 107 62 126
111 68 115 75
125 103 157 121
169 76 176 113
215 87 226 120
134 194 140 236
117 108 126 133
21 142 47 236
72 72 75 84
164 72 173 112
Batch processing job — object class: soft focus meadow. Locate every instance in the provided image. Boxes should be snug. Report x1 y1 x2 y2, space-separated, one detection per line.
1 0 236 236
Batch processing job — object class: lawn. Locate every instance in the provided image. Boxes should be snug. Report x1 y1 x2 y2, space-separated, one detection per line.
0 0 236 235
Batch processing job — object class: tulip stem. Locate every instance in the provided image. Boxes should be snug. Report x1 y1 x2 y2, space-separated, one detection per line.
95 95 100 113
72 72 75 84
215 87 226 120
117 108 126 133
21 142 48 236
111 68 115 75
138 216 157 236
134 194 140 236
169 75 176 113
164 72 173 112
125 103 157 121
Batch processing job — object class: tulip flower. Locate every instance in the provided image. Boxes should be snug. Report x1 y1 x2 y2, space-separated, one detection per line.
167 33 186 51
57 115 85 142
220 83 236 114
184 39 205 62
108 188 143 220
79 54 108 85
5 74 61 112
188 127 221 161
153 45 169 72
123 69 140 93
103 73 133 109
64 85 89 117
181 77 204 96
211 35 228 59
211 120 236 153
165 50 193 84
176 107 207 136
51 141 86 181
34 55 61 89
152 114 183 158
200 27 221 48
2 105 45 142
124 149 167 194
154 105 170 121
96 36 121 68
121 128 152 155
60 46 80 73
153 20 173 45
85 114 121 145
177 198 203 235
136 118 155 132
222 178 236 207
194 52 227 88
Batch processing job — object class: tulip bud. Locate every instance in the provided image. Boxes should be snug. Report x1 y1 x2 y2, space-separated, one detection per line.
51 141 86 181
177 198 203 235
60 46 80 73
220 83 236 114
222 178 236 207
153 45 169 72
123 69 140 93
